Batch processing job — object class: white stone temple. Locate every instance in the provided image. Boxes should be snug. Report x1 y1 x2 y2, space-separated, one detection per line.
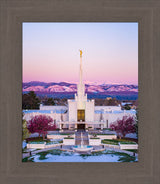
23 50 136 131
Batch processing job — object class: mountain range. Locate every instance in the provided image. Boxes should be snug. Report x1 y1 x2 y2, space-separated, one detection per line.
23 81 138 93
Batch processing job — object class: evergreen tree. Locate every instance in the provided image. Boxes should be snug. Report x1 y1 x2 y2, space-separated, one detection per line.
22 91 40 109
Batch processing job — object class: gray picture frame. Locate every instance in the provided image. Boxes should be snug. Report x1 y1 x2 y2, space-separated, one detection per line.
0 0 159 184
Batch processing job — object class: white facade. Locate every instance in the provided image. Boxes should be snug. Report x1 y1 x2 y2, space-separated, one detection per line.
68 100 77 122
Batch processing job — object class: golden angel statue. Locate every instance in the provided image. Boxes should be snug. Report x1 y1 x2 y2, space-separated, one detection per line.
79 50 82 57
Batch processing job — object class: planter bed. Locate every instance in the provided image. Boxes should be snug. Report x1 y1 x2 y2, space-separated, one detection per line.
120 142 137 144
101 139 119 145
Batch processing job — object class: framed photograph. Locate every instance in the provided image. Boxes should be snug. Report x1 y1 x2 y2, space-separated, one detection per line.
22 22 138 163
0 0 160 183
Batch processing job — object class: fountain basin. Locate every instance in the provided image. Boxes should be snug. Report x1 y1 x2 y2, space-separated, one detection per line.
73 145 93 152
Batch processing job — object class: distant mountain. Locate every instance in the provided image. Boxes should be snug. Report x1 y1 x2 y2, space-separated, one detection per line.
23 81 138 93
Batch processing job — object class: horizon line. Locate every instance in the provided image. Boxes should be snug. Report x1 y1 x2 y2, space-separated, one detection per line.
23 80 138 85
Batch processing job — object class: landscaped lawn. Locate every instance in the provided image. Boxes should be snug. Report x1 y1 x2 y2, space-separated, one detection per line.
120 142 137 144
63 137 74 139
101 139 136 145
26 137 63 144
22 149 137 162
103 128 112 131
101 139 119 145
124 149 138 153
26 137 51 143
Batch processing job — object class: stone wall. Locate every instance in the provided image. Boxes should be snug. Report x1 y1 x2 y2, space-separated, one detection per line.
89 138 101 145
119 143 138 150
63 138 75 145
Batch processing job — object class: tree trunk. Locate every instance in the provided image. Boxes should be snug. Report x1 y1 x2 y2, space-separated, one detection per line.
122 133 126 139
42 134 45 140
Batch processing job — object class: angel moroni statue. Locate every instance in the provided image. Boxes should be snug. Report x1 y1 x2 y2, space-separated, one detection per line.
79 50 82 57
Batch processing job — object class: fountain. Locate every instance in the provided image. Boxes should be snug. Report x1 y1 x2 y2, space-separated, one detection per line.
73 132 93 152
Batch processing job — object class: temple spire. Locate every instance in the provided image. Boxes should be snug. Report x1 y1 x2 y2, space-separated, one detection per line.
75 50 87 110
79 50 83 85
77 50 85 99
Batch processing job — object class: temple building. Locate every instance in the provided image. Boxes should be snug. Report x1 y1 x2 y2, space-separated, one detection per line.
23 50 136 131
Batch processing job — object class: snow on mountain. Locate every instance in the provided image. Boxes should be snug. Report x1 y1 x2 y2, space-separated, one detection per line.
23 86 45 92
47 85 64 92
107 86 130 92
22 82 138 93
87 85 105 92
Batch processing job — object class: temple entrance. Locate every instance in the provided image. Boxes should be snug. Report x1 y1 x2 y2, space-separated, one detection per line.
77 124 85 131
77 110 85 122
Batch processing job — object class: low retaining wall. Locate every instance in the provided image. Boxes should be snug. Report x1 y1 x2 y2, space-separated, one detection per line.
47 134 74 139
27 143 61 149
27 143 46 149
119 143 138 150
97 135 117 140
63 139 75 145
102 143 138 150
102 144 120 149
89 139 101 145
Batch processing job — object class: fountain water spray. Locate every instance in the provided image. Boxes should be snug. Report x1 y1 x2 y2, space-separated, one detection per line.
81 132 84 148
73 131 93 152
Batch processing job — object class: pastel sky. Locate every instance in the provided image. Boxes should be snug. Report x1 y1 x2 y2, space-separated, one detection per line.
23 22 138 84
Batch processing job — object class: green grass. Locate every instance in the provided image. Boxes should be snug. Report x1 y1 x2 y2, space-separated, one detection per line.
80 150 137 162
22 149 137 162
63 137 74 139
113 152 136 162
101 139 119 145
22 147 28 153
120 142 137 144
124 149 138 153
90 137 100 139
101 139 136 145
22 157 34 162
103 128 112 131
27 137 51 143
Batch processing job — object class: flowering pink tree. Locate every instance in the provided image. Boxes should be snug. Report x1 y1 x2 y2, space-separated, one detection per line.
27 115 53 139
48 121 57 131
110 116 136 139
